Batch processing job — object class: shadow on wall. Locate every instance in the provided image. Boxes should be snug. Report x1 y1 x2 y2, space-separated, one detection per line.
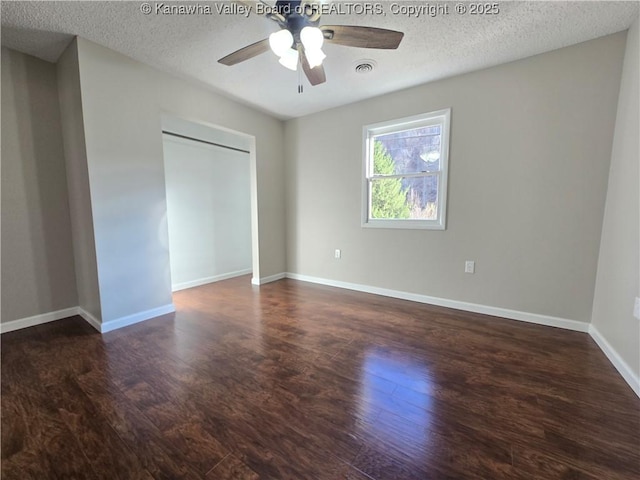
1 49 78 321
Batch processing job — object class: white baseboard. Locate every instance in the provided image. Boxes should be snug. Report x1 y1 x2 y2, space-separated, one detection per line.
172 269 252 292
0 307 79 334
251 272 286 285
96 304 176 333
285 272 589 333
3 303 175 335
589 324 640 397
77 307 102 332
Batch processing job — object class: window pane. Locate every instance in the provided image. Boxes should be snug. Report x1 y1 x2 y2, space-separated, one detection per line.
373 126 441 175
370 175 439 220
370 177 411 219
404 175 439 220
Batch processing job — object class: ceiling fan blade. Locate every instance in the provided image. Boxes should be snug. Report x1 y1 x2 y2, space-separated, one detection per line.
218 38 270 66
321 25 404 49
300 47 326 86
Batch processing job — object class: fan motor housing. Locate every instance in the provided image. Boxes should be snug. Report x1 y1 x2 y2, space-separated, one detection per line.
278 4 320 42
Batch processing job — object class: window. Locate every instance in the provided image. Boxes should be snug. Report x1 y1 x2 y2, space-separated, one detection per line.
362 109 451 230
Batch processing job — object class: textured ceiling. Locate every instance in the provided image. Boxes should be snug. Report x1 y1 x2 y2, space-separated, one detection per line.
1 1 638 119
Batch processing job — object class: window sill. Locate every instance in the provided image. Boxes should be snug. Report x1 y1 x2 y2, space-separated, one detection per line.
362 219 446 230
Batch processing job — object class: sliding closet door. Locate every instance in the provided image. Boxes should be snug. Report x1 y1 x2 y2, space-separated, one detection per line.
163 134 251 291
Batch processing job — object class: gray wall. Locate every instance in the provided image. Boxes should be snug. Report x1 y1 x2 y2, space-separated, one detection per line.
1 47 78 322
285 33 627 323
69 37 285 324
56 39 102 322
592 18 640 378
73 38 174 322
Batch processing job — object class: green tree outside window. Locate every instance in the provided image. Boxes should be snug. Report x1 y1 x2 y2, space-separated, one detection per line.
371 141 410 219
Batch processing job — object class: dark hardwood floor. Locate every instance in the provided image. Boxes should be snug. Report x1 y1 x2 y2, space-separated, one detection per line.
2 276 639 479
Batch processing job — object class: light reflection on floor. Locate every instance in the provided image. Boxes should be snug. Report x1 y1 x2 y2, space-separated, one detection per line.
359 348 436 462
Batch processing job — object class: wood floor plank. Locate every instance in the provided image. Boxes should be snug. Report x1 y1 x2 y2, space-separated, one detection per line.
2 275 639 479
205 453 260 480
511 446 602 480
75 369 203 479
43 376 152 480
1 346 102 480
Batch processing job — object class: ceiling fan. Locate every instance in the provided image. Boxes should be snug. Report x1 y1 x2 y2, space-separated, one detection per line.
218 0 404 86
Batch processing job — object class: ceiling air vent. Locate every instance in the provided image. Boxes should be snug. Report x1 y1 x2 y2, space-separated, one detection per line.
354 60 376 74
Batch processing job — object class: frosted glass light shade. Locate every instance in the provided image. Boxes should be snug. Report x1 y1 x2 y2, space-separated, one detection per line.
300 26 324 50
305 48 326 68
269 29 294 57
278 48 299 70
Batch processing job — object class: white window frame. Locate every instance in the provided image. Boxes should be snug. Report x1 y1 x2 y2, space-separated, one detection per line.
362 108 451 230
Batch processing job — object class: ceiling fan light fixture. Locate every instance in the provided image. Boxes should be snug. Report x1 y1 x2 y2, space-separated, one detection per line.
278 48 299 71
269 29 294 57
300 26 324 51
218 3 405 88
305 48 326 68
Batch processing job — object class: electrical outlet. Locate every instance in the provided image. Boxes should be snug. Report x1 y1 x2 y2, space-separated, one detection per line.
334 249 341 259
634 297 640 320
465 261 475 274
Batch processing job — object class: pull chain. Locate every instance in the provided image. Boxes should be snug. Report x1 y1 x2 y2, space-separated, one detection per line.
297 56 303 94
